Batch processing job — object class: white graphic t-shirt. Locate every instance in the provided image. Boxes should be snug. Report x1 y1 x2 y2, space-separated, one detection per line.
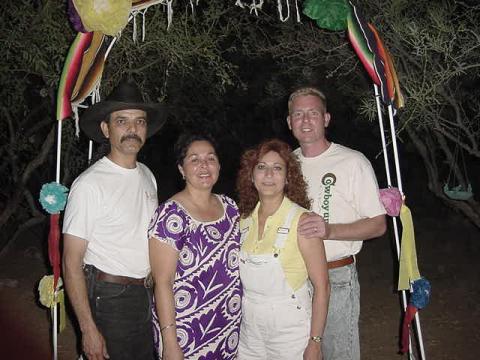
294 143 386 261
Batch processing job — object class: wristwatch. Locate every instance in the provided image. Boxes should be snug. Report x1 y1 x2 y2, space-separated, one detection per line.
310 335 323 343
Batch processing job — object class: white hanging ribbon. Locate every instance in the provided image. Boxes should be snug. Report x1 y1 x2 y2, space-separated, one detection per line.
88 86 101 163
132 11 138 44
142 8 148 41
277 0 290 22
235 0 300 22
92 83 101 105
189 0 195 15
293 0 301 22
235 0 264 16
250 0 264 16
132 11 138 42
235 0 246 8
130 8 150 42
166 0 173 29
72 105 80 138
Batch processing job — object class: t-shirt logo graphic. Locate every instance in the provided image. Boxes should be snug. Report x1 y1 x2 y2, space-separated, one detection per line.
321 173 336 223
321 173 336 186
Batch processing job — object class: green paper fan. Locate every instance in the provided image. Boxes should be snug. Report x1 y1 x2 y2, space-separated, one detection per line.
303 0 350 31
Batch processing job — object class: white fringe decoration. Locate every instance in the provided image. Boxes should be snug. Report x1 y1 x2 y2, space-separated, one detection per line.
131 8 150 42
72 105 80 138
235 0 300 21
277 0 290 22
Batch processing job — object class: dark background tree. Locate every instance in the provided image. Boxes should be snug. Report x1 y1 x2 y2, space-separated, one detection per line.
1 0 478 252
237 0 480 226
0 1 79 250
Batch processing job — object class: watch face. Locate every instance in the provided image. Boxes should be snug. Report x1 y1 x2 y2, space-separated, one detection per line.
311 336 322 343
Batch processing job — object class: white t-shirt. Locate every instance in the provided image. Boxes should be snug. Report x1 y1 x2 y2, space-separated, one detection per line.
63 157 158 278
294 143 386 262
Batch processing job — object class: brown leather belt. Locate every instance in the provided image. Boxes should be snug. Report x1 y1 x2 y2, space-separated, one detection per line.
96 269 146 286
327 255 354 270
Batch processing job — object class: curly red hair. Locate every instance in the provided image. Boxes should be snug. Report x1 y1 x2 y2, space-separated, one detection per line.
236 139 311 217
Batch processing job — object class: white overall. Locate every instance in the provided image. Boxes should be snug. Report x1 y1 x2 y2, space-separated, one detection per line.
238 206 312 360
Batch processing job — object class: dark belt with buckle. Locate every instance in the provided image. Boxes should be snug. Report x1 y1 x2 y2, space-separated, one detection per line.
95 269 146 286
327 255 354 270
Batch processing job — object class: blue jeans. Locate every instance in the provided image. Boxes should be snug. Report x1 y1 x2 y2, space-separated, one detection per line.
322 263 360 360
84 266 155 360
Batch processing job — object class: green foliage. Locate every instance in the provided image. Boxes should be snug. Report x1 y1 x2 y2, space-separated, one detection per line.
303 0 349 31
0 0 77 241
96 2 245 129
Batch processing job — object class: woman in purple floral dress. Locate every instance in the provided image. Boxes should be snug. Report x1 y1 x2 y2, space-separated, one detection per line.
149 133 242 360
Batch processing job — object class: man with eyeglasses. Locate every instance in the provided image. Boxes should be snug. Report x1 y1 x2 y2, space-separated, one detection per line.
287 86 386 360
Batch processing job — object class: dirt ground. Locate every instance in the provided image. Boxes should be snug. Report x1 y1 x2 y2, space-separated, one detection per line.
1 198 479 359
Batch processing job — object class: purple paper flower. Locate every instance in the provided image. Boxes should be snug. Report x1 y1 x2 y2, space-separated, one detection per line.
68 0 88 33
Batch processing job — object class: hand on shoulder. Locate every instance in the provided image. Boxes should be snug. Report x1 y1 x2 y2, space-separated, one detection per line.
298 212 329 240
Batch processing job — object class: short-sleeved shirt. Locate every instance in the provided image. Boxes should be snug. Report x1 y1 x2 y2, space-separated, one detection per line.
63 156 158 278
148 194 242 359
294 143 386 261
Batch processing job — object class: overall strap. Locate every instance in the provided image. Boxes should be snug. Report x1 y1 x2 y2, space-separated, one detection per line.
274 204 299 251
239 216 253 245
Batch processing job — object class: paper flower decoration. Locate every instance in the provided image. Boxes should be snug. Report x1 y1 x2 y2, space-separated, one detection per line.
303 0 350 31
68 0 88 33
39 182 69 214
38 275 66 332
410 277 431 309
401 277 431 353
38 275 64 308
379 187 402 216
72 0 132 36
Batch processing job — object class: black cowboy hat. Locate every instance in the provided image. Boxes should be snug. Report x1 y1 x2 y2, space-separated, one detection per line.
80 80 167 143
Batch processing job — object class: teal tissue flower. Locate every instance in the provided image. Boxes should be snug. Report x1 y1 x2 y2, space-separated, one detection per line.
303 0 350 31
39 182 69 214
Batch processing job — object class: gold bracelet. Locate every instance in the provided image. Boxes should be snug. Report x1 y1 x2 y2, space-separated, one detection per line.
160 323 175 332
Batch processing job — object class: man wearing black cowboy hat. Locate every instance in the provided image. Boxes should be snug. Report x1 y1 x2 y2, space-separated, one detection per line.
62 81 166 360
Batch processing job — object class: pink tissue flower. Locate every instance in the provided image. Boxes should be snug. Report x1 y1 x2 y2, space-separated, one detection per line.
379 187 403 216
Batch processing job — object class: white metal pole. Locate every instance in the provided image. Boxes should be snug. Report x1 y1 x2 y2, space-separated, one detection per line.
52 119 63 360
374 85 392 186
88 140 93 164
52 303 57 360
386 105 403 193
105 36 117 59
386 103 426 360
55 120 62 184
373 85 414 359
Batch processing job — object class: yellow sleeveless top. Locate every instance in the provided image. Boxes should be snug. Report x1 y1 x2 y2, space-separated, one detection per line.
240 196 308 291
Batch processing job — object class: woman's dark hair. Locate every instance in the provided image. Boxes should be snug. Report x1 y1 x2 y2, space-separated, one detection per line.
174 132 218 166
236 138 311 217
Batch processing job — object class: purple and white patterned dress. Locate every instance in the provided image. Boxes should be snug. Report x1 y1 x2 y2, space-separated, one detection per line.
148 194 242 360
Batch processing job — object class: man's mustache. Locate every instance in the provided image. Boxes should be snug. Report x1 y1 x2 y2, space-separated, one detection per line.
120 134 143 143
